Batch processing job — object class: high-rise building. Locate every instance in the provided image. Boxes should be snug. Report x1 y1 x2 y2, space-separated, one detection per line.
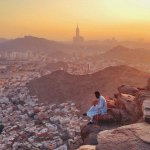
73 25 84 44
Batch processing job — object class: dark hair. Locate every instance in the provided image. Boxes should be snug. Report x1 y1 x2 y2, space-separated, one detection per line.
95 91 100 98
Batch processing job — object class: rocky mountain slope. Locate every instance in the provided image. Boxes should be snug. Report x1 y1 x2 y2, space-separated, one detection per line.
100 45 150 64
28 65 150 112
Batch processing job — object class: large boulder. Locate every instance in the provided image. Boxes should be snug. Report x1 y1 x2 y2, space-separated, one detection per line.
118 85 139 96
94 93 143 124
96 122 150 150
81 123 121 146
117 93 142 123
80 92 143 145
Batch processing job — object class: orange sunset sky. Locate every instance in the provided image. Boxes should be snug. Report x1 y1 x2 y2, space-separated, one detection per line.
0 0 150 41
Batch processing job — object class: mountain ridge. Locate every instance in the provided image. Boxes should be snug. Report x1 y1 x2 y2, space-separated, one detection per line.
100 45 150 64
28 65 150 112
0 36 67 52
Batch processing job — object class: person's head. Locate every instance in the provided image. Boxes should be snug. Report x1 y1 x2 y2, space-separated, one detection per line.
95 91 100 99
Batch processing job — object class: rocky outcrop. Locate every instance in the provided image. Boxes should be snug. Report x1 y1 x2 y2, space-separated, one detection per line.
81 123 122 146
96 122 150 150
117 93 142 123
80 84 146 146
118 85 139 96
93 92 143 125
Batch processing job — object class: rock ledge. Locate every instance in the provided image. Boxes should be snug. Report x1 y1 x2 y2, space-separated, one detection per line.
96 122 150 150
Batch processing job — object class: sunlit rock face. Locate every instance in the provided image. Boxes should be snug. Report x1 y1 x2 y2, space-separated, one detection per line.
96 122 150 150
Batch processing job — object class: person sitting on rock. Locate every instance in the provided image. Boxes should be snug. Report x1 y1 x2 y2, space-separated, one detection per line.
83 91 107 123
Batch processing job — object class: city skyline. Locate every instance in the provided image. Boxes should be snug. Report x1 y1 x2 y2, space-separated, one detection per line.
1 0 150 41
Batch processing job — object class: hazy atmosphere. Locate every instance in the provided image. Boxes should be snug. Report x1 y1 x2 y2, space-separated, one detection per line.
0 1 150 150
1 0 150 40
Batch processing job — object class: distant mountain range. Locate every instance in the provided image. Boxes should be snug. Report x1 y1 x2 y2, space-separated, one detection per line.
0 36 150 63
0 36 114 53
28 65 150 112
0 36 71 58
99 45 150 64
0 36 70 51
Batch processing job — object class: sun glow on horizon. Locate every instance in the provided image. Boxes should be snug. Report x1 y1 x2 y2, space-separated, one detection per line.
0 0 150 41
